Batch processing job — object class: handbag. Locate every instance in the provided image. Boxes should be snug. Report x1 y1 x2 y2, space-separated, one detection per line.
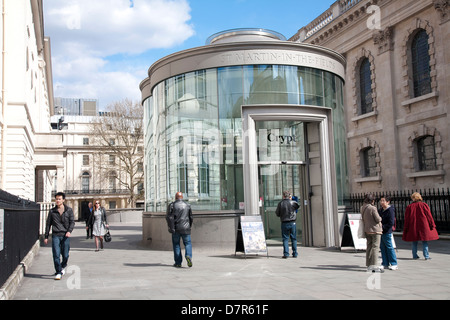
104 228 112 242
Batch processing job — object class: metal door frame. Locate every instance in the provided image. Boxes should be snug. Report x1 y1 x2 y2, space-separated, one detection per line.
241 104 339 247
258 162 310 244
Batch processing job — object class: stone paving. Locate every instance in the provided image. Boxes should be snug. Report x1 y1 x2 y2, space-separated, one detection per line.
12 223 450 301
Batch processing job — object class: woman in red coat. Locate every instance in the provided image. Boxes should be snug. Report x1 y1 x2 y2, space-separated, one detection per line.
402 192 439 260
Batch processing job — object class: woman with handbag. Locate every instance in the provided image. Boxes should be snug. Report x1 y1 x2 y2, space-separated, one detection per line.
361 193 384 273
86 200 109 251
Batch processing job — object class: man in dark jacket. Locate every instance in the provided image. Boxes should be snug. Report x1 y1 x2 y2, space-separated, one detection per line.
166 192 193 267
276 191 300 258
44 192 75 280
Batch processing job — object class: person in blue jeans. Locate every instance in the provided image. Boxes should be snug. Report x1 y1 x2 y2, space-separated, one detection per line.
275 191 300 258
44 192 75 280
379 195 398 270
166 192 193 267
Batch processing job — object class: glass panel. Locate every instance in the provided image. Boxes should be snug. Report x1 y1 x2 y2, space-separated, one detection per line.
298 67 323 106
165 70 220 211
144 64 348 210
259 164 302 240
324 73 347 205
243 65 299 105
256 121 305 163
218 67 244 210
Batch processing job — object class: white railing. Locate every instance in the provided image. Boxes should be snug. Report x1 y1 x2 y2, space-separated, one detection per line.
339 0 364 13
38 202 54 235
305 10 334 38
295 0 366 41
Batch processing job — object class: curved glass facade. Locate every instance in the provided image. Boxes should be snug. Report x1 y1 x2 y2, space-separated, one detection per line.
144 64 348 212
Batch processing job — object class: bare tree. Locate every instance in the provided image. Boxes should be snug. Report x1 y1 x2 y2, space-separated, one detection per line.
89 99 144 207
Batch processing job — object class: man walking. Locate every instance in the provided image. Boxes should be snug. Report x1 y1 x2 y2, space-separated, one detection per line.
275 191 300 258
44 192 75 280
85 202 93 239
166 192 193 267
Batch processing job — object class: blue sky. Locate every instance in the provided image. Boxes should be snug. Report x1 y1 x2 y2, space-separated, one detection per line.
44 0 334 110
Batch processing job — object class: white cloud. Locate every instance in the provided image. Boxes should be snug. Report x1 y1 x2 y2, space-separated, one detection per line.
44 0 195 108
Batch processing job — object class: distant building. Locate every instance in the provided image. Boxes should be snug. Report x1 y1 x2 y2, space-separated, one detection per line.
49 115 144 219
54 97 98 116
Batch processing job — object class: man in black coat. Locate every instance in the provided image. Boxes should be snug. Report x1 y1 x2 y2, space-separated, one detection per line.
275 190 300 258
166 192 193 267
44 192 75 280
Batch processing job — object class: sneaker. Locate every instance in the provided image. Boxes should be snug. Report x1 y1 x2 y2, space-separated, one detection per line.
367 265 384 273
389 265 399 270
61 267 66 275
186 256 193 268
173 264 181 268
54 273 62 280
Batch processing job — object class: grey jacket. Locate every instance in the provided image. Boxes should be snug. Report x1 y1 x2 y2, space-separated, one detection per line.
361 203 382 234
166 199 193 234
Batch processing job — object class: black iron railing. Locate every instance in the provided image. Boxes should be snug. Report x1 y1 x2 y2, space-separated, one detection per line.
0 190 40 287
52 189 130 196
344 188 450 234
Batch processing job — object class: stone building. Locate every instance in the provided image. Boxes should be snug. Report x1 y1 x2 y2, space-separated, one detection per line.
0 0 55 202
290 0 450 193
49 114 144 220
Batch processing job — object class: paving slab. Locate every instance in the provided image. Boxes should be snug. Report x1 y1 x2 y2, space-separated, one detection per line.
10 222 450 304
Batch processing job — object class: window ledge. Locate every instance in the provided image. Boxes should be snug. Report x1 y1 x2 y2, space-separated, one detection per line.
354 176 382 183
401 91 439 111
351 110 377 123
406 170 445 179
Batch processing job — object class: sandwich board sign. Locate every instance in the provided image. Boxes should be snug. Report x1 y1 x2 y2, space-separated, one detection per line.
347 213 367 250
346 213 396 251
235 215 268 257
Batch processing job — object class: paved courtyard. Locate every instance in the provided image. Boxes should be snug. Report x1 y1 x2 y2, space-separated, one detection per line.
12 222 450 303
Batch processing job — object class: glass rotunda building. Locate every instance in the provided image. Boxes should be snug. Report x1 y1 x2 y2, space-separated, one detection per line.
140 29 348 248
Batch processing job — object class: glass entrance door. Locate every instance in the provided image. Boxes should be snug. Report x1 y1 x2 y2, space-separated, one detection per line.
259 163 308 241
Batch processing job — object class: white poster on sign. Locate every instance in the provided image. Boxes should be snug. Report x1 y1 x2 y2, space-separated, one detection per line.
347 213 367 250
240 216 268 255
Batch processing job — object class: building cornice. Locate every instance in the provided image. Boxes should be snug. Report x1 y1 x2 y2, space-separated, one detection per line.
290 0 436 50
140 41 346 102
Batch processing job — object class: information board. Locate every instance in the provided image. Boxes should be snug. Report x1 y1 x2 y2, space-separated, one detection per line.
346 213 396 251
235 215 268 257
347 213 367 250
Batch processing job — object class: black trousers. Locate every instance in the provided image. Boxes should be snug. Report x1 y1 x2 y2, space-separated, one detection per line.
86 224 93 238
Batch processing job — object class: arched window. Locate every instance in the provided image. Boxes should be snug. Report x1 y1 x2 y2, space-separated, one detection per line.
359 58 373 114
361 147 377 177
411 29 431 97
415 135 437 171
